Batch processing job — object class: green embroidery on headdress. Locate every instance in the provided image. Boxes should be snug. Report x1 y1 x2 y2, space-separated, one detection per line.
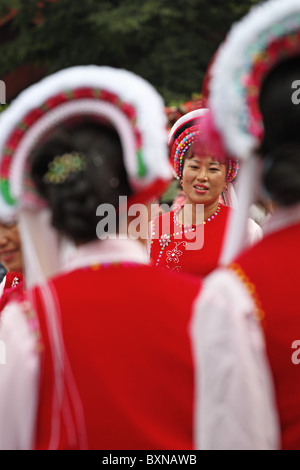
0 179 16 205
136 149 147 178
93 89 101 98
65 90 74 100
18 122 28 131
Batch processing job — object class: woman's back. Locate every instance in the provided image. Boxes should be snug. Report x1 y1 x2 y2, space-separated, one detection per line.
32 258 201 449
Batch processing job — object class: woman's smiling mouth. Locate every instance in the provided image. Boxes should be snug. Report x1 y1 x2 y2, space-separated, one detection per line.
194 185 209 194
1 249 18 263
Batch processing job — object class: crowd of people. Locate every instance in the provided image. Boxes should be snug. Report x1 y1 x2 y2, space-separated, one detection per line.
0 0 299 450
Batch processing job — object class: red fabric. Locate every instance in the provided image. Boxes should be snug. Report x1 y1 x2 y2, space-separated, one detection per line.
4 271 23 291
150 204 231 277
31 264 201 450
0 272 24 312
235 222 300 450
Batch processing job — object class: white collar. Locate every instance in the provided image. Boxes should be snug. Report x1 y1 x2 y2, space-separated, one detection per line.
60 237 149 274
262 202 300 237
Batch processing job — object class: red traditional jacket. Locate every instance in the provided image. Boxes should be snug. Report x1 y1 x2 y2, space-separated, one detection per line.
30 263 202 450
150 204 231 277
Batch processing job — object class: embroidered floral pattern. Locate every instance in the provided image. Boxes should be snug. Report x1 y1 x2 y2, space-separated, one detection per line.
166 241 187 265
11 276 20 287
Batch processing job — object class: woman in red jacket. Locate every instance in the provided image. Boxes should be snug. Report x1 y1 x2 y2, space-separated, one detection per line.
0 65 205 450
150 109 261 277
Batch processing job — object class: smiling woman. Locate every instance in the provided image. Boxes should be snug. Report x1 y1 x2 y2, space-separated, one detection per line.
150 109 262 277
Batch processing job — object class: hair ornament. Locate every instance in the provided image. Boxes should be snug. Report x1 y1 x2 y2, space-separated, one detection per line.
43 151 87 185
226 159 239 183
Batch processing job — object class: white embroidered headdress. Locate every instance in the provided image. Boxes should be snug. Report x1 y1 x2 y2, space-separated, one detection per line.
206 0 300 263
0 65 172 286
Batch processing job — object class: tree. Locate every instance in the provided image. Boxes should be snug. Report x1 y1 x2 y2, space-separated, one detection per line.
0 0 261 104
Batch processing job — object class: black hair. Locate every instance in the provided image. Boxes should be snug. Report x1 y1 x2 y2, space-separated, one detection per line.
30 120 133 244
259 55 300 206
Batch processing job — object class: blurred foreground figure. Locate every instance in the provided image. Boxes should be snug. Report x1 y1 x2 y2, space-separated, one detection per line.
0 65 204 450
192 0 300 450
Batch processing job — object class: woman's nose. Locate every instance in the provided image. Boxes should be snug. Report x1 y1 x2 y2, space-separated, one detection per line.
0 231 8 246
196 168 208 181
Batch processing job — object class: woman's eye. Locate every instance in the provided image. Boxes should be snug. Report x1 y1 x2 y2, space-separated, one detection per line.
209 167 220 172
190 165 199 170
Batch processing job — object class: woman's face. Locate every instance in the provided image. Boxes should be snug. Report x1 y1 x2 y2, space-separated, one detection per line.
0 222 23 273
181 154 227 206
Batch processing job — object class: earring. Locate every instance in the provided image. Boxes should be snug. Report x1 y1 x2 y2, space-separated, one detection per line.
224 183 228 192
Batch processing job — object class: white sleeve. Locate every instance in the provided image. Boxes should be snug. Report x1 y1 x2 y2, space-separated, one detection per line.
190 268 280 450
247 217 263 245
0 276 6 298
0 301 40 450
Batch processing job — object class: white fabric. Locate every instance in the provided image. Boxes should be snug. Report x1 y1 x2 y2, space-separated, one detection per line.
220 157 262 265
168 108 209 145
249 202 270 227
0 199 17 225
190 268 280 450
0 301 40 450
0 276 5 298
60 237 149 273
18 208 61 289
223 182 238 209
247 217 263 245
